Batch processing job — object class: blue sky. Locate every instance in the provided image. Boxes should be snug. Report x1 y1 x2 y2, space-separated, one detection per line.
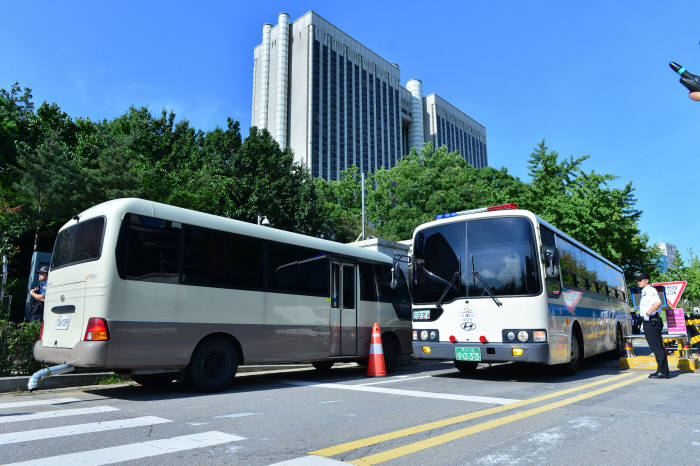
2 1 699 261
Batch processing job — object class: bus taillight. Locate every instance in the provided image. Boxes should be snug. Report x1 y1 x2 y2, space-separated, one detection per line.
39 322 44 340
84 317 109 341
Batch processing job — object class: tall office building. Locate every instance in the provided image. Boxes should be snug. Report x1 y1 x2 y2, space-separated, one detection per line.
656 242 679 272
251 11 487 180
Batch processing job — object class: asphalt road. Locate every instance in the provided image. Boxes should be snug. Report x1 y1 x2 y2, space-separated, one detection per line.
0 354 698 465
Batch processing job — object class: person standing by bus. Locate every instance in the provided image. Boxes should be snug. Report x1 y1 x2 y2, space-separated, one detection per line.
635 272 669 378
28 266 48 321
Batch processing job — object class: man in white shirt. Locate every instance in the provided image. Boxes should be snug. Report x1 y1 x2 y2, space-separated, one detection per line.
636 272 669 378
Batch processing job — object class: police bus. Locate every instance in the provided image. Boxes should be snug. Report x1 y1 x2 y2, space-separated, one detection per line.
34 198 411 391
405 204 630 374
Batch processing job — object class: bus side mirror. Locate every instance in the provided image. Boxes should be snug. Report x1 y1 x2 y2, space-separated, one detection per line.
390 260 400 289
541 246 560 278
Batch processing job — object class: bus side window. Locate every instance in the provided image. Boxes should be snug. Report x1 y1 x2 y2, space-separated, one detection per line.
118 214 181 283
541 226 561 297
359 263 377 302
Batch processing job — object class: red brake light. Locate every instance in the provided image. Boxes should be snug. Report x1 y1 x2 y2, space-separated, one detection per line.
84 317 109 341
39 322 44 340
479 335 487 343
449 335 456 343
487 203 517 211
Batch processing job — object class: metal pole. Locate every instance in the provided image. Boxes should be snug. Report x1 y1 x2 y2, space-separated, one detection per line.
0 254 6 318
361 172 365 241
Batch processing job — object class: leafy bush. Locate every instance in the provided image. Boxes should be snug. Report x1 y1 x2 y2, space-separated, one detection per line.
0 319 44 376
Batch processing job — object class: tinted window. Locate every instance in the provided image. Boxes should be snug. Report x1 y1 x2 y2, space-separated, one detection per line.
413 222 465 304
182 225 229 288
181 225 265 291
116 214 181 283
466 218 540 297
267 241 299 293
51 217 105 270
359 263 377 301
343 265 355 308
298 251 329 297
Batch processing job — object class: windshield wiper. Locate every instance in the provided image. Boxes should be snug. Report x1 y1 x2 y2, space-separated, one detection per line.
436 258 461 309
471 257 502 307
422 259 462 309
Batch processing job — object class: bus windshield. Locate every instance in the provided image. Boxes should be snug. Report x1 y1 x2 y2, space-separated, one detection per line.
412 217 540 304
51 217 105 270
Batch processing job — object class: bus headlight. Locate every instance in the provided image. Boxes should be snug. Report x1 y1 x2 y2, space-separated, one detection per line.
429 330 437 340
517 330 529 342
420 330 429 340
506 331 516 341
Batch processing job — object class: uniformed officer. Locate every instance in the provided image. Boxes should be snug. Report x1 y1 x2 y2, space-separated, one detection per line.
636 272 669 378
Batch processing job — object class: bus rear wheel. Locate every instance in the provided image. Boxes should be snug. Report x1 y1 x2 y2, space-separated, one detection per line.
185 336 238 393
454 361 478 375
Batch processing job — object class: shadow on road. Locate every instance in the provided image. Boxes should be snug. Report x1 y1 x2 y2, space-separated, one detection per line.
82 352 631 401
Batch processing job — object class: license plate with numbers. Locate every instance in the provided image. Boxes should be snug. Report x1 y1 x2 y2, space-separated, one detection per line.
455 347 481 361
55 314 71 330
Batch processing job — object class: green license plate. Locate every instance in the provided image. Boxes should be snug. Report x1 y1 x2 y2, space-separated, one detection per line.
455 347 481 362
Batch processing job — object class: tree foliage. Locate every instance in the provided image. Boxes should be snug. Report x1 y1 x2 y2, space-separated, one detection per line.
0 82 671 320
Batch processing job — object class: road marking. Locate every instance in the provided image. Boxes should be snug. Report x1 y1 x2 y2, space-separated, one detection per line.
6 431 244 465
216 412 259 418
0 406 119 424
268 455 346 465
359 376 433 386
287 381 519 405
0 398 81 410
310 373 632 457
349 374 648 464
0 416 171 445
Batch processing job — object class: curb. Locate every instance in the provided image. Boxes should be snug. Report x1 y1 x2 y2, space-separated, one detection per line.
0 364 332 393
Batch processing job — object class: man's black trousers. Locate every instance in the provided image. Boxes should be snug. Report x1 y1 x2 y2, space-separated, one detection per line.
643 317 669 375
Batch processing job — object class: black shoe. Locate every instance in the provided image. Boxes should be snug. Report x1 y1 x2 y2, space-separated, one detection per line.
649 372 669 379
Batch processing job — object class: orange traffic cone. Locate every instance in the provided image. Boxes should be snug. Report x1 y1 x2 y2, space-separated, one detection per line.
367 322 387 377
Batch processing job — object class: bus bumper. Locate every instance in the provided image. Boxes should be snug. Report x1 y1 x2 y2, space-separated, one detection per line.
33 340 109 368
412 341 550 363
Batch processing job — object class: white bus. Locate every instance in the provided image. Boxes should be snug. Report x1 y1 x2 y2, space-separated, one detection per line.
405 204 631 374
34 198 412 391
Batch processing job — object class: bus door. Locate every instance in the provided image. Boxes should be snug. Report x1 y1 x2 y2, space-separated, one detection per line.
330 262 358 356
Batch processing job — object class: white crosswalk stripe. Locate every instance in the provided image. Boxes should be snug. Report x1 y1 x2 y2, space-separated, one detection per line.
0 398 81 410
0 416 171 445
5 431 245 466
0 406 119 424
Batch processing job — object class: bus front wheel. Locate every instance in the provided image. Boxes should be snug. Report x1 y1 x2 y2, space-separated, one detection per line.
561 329 583 375
454 361 478 375
185 336 238 393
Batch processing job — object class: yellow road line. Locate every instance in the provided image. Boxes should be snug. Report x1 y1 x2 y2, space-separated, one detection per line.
350 374 647 465
310 372 631 457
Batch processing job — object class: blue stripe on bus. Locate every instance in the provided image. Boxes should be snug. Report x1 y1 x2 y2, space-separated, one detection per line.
548 304 631 320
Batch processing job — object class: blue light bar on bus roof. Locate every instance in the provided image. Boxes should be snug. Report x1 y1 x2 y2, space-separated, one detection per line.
434 203 518 220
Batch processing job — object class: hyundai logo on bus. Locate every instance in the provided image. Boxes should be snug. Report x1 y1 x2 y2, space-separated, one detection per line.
435 203 518 220
461 321 477 331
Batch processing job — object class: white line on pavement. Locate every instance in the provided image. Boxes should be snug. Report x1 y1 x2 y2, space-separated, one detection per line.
286 381 519 405
359 375 433 386
6 431 245 465
0 406 119 424
0 416 171 445
0 398 81 410
215 412 259 418
267 455 346 465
